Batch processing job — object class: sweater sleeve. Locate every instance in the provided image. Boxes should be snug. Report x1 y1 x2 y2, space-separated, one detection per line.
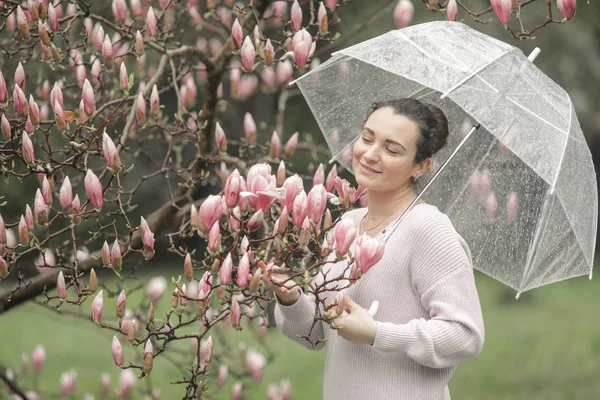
273 289 326 351
371 213 485 369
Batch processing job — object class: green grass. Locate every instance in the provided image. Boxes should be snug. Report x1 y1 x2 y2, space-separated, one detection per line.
2 268 600 399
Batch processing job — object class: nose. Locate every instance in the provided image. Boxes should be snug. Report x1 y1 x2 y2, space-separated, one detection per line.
363 145 380 163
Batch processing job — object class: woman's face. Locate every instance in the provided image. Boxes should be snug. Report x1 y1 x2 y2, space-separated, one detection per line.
352 107 427 192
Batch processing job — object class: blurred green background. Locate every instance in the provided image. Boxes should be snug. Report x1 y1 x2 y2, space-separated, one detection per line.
2 0 600 399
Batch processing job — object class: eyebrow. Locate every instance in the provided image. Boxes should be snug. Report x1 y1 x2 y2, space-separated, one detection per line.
362 127 406 151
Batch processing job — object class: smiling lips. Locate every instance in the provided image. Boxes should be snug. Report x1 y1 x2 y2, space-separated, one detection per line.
360 162 381 173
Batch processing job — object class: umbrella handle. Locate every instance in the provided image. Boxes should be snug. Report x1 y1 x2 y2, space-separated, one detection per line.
527 48 541 63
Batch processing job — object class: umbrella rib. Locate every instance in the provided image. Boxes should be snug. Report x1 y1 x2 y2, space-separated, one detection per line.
505 97 568 136
549 103 572 194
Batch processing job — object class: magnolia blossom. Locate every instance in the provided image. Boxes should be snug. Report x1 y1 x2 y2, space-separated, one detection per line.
91 290 104 322
491 0 511 26
393 0 414 29
147 276 167 299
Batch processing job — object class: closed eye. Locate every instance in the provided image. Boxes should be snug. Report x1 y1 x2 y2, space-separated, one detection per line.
362 137 399 155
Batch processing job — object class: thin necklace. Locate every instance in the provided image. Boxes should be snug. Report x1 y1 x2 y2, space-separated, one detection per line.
361 209 399 233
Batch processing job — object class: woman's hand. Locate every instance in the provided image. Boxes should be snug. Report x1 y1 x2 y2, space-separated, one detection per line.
331 293 378 346
263 266 301 306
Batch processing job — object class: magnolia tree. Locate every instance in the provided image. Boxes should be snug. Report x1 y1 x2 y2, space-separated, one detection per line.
0 0 577 399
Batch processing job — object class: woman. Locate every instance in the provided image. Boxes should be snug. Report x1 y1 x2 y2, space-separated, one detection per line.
267 98 484 400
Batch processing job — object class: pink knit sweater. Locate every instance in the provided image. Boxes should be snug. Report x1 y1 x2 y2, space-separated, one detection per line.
274 204 484 400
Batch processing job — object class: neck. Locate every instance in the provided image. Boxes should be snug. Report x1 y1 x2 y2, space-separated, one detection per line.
364 184 417 222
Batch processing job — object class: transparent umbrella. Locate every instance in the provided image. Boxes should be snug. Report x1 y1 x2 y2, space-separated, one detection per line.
291 21 598 297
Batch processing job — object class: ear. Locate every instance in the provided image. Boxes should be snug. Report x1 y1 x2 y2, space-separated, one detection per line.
413 158 432 179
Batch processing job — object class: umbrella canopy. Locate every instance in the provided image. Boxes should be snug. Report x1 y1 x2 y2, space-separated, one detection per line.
292 21 597 295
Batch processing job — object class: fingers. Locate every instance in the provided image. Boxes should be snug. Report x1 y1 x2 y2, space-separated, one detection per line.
335 292 345 315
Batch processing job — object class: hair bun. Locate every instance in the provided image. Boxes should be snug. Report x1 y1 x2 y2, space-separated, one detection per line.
426 104 449 154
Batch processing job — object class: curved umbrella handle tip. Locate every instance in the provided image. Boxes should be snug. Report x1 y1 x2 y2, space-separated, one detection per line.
527 47 541 62
368 300 379 317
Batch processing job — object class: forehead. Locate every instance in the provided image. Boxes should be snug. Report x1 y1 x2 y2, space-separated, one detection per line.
364 107 420 145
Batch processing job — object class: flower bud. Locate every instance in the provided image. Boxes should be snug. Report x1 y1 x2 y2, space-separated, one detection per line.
112 336 124 366
84 169 103 209
111 239 122 270
116 290 126 318
143 340 154 371
240 36 255 72
91 290 104 322
89 268 98 292
135 30 145 56
136 92 146 125
284 132 298 157
146 7 157 37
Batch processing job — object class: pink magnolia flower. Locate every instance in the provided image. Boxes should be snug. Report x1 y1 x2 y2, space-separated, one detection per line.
318 2 328 32
136 92 146 126
82 79 96 115
112 239 122 270
91 290 104 322
220 252 233 285
335 219 357 257
131 0 143 16
325 0 338 11
112 0 128 21
102 35 114 69
146 7 157 37
198 271 212 300
102 131 120 169
150 84 160 116
1 114 10 140
445 0 458 21
307 184 327 225
215 121 227 151
143 340 153 371
59 176 73 212
60 370 77 395
284 132 298 157
84 169 103 209
325 165 337 192
247 210 264 232
147 276 167 300
291 30 312 68
199 335 213 363
135 30 145 56
34 189 47 225
56 271 67 299
28 95 40 126
22 132 34 164
313 164 325 187
264 39 274 66
231 18 243 49
112 335 123 366
240 36 255 72
48 3 59 31
140 218 155 260
102 241 111 266
230 295 241 329
14 62 25 88
116 290 126 318
224 169 242 208
354 235 385 275
18 215 29 244
0 255 7 278
208 221 221 252
236 253 250 288
557 0 576 20
199 195 225 234
13 85 28 117
291 190 308 227
270 131 280 158
244 113 256 141
32 345 46 373
25 204 34 230
0 71 6 103
291 0 302 31
282 174 303 211
491 0 511 26
50 82 63 113
118 60 128 90
246 348 266 381
393 0 414 28
232 382 243 400
219 364 228 388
